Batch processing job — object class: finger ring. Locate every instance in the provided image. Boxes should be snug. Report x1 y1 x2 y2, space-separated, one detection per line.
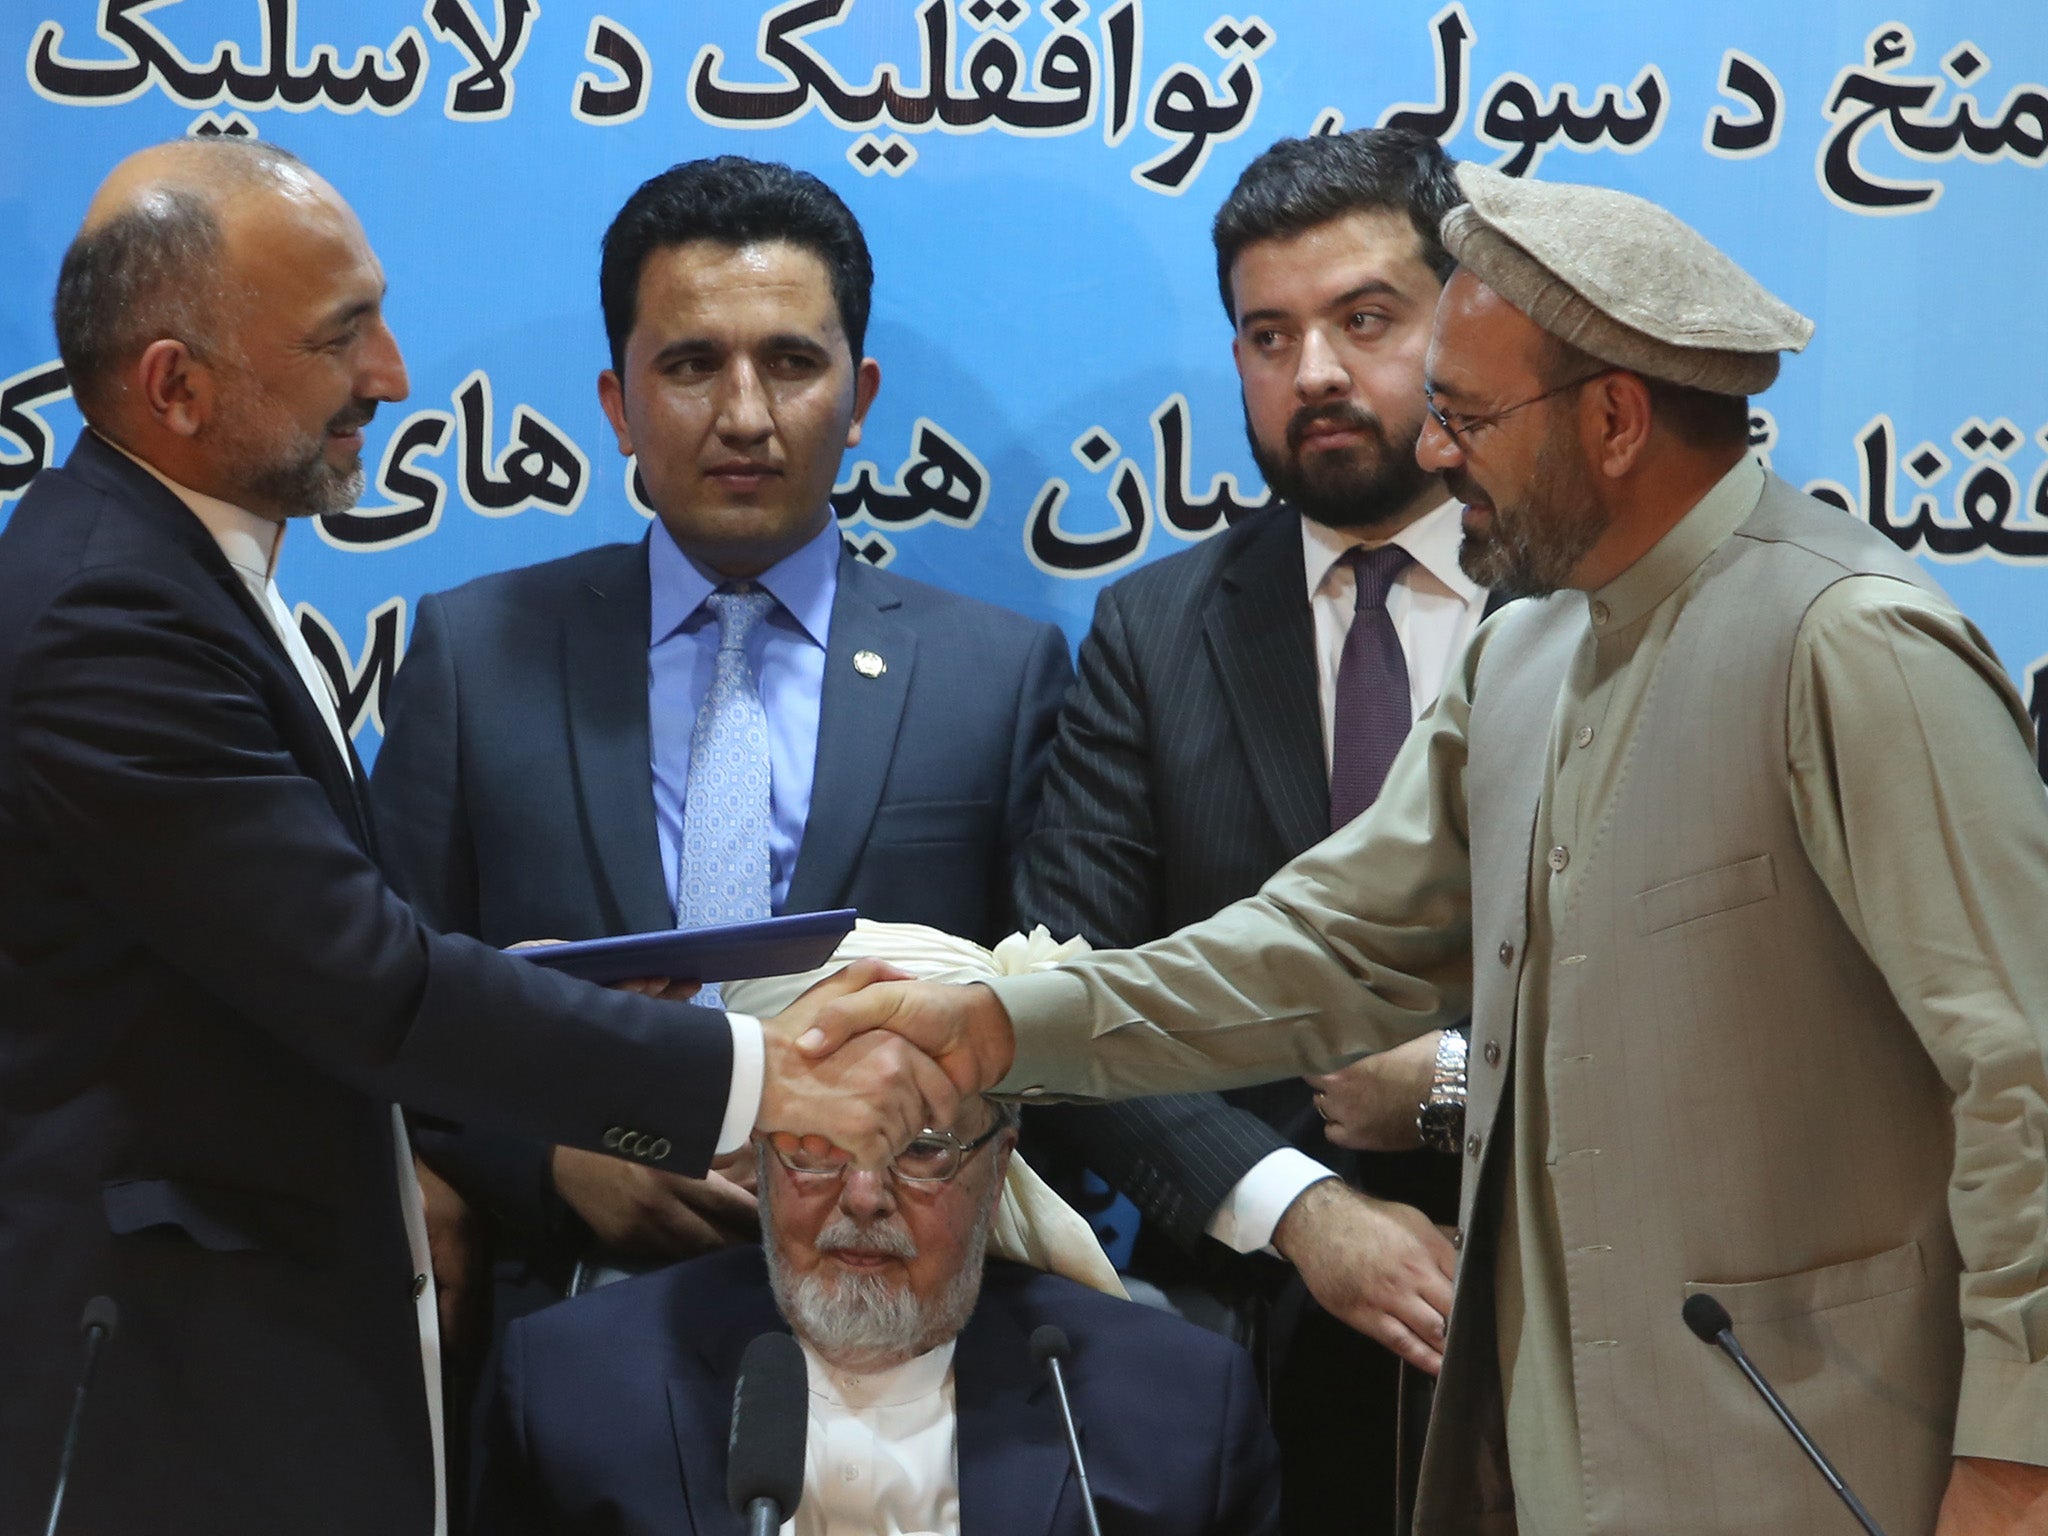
1313 1091 1330 1122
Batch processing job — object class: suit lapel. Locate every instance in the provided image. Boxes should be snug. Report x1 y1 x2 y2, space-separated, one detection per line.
562 538 673 933
343 733 378 859
783 550 914 915
223 568 377 849
1205 509 1328 856
69 435 375 849
954 1277 1076 1536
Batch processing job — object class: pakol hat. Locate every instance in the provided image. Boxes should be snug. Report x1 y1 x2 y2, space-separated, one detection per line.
1439 163 1813 395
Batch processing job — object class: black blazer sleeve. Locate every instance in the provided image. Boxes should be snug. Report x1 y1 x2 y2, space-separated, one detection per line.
13 563 735 1172
1016 582 1302 1248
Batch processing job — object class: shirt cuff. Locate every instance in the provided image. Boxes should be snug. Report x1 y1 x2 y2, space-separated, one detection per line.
1954 1349 2048 1466
717 1013 764 1157
1204 1149 1340 1254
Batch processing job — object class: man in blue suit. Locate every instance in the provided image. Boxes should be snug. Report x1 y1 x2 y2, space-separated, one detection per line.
474 1096 1279 1535
371 160 1071 1317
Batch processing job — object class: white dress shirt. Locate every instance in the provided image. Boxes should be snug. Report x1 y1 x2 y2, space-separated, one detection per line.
1204 498 1486 1253
792 1338 961 1536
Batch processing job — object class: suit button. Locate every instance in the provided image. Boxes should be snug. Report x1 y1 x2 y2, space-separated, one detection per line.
1020 1086 1045 1098
1483 1040 1501 1067
1450 1228 1464 1251
1498 941 1515 966
1547 845 1569 872
412 1273 428 1300
1574 725 1595 748
1466 1133 1482 1159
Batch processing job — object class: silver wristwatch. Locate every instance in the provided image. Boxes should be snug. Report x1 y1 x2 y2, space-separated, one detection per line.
1416 1028 1470 1155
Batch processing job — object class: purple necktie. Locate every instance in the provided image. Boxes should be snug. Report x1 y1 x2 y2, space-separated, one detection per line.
1328 544 1414 830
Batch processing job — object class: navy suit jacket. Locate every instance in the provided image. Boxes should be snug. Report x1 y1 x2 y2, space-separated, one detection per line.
475 1249 1280 1536
369 535 1072 1233
0 433 742 1535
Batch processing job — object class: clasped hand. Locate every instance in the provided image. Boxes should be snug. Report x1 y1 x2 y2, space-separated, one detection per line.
754 964 1017 1166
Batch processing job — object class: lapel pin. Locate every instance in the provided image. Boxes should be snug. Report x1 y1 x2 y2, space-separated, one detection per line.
852 649 887 679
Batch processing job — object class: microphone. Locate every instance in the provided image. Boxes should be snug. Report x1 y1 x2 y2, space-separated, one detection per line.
1681 1294 1887 1536
44 1296 118 1536
727 1332 808 1536
1029 1325 1104 1536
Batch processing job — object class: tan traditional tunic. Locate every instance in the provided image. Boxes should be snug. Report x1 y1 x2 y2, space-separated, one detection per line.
994 456 2048 1532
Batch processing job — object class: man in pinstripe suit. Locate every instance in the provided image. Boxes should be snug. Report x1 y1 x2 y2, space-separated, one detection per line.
1016 129 1495 1533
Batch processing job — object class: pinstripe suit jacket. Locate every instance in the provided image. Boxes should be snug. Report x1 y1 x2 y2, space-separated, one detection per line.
1017 504 1486 1245
1017 506 1325 1240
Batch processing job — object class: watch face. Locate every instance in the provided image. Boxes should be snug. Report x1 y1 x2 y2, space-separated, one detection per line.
1418 1099 1466 1155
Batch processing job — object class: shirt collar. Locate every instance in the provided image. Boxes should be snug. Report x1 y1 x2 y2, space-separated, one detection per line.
801 1335 957 1411
109 439 283 585
1588 453 1767 634
648 514 842 648
1299 497 1479 606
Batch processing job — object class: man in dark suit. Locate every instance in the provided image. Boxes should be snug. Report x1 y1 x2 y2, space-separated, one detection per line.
1016 130 1489 1532
474 1096 1279 1535
0 140 950 1536
370 159 1070 1329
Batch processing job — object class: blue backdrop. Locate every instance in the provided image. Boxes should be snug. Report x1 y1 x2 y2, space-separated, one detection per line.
6 0 2048 767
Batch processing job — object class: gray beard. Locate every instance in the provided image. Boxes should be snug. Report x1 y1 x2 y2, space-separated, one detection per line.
762 1188 999 1369
240 453 365 519
203 368 371 519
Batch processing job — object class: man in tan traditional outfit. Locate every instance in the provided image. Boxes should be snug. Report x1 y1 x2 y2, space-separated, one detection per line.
802 164 2048 1534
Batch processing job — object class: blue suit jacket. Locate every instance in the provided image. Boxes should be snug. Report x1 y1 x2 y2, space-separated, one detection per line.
475 1249 1280 1536
0 436 743 1534
369 535 1071 1235
372 533 1072 951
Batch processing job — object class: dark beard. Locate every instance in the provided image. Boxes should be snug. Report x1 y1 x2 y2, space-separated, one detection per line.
1451 414 1608 597
1244 398 1434 533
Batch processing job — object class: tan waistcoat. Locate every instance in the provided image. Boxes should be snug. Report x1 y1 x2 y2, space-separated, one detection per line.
1417 477 1963 1534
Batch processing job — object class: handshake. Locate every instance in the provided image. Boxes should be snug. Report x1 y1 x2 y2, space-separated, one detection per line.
751 960 1018 1166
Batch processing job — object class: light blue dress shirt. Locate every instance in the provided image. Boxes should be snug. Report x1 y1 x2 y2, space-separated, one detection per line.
648 515 839 915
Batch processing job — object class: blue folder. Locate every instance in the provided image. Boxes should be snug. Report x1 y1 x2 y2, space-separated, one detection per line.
513 908 858 987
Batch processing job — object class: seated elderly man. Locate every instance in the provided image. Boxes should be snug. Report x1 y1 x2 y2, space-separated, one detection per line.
473 1091 1279 1535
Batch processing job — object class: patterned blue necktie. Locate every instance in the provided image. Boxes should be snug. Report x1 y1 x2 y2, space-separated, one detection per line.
676 583 777 1007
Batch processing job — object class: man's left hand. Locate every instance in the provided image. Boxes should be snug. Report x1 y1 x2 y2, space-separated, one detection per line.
1305 1030 1442 1152
1936 1457 2048 1533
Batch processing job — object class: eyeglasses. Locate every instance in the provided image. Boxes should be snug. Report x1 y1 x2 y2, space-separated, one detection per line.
1424 369 1616 449
765 1121 1007 1187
